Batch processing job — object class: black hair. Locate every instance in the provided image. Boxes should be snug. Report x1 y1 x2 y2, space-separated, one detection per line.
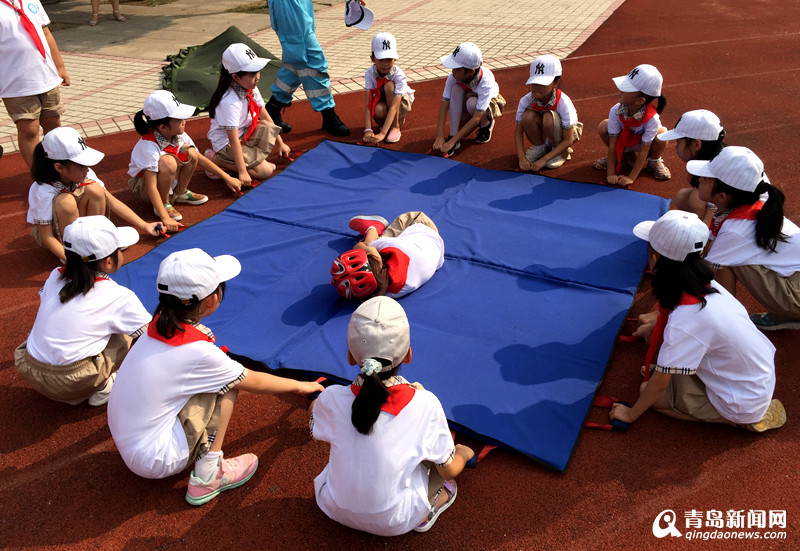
31 142 69 183
59 249 120 303
133 109 172 136
712 179 787 252
641 92 667 115
651 252 718 310
351 359 399 435
684 128 726 188
208 68 256 119
154 282 225 339
552 75 562 89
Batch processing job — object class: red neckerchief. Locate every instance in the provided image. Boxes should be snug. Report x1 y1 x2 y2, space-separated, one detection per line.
615 103 657 173
456 68 482 93
53 179 94 195
237 86 260 143
350 383 416 415
368 75 390 118
529 89 561 112
146 314 215 347
642 292 703 381
708 201 764 237
141 131 189 162
381 247 410 294
57 265 109 282
1 0 46 59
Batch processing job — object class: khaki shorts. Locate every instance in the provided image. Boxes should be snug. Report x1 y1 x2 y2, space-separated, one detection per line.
422 460 447 506
14 333 132 405
664 373 732 424
372 93 413 125
212 121 282 168
732 264 800 319
3 86 66 121
467 93 506 119
525 110 584 146
383 211 438 238
30 185 108 247
128 152 189 202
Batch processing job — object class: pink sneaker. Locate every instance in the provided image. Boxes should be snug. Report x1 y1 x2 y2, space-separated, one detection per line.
185 453 258 506
204 148 221 180
349 215 388 237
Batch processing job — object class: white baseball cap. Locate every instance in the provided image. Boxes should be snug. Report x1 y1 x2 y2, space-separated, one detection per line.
42 127 104 166
612 64 663 97
371 32 398 60
63 215 139 262
441 42 482 70
348 296 410 368
222 43 269 73
526 55 562 85
157 248 241 302
344 0 374 30
633 210 709 261
686 146 767 192
659 110 724 142
143 90 197 120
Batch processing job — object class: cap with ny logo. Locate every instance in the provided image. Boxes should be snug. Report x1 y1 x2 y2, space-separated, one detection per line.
42 127 104 166
526 54 562 85
222 43 270 73
371 32 398 60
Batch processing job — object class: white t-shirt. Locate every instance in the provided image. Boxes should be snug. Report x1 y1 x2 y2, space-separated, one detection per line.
515 91 578 128
27 169 106 226
442 67 500 112
25 268 151 365
312 383 455 536
207 86 265 152
606 103 661 144
370 224 445 298
0 0 62 98
108 328 245 479
656 282 776 424
707 217 800 277
127 132 197 178
363 66 415 104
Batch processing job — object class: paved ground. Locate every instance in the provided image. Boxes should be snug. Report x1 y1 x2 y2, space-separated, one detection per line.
0 0 621 152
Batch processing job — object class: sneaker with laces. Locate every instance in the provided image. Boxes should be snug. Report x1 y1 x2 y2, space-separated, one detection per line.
741 399 786 432
750 313 800 331
155 203 182 221
475 117 495 144
647 157 671 180
173 190 209 205
185 453 259 506
545 154 569 169
526 143 549 162
414 480 457 532
88 372 116 406
349 215 388 237
444 137 461 157
204 148 221 180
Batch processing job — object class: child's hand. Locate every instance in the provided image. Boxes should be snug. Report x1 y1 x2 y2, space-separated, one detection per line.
144 221 163 237
276 141 291 158
609 403 635 424
371 132 386 144
238 170 253 188
363 130 375 143
160 218 183 233
518 158 534 172
530 159 546 172
631 310 658 342
224 175 243 195
432 136 445 152
297 381 326 395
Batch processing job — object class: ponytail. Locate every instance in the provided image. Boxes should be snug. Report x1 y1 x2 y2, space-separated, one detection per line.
133 109 171 136
59 249 119 303
642 93 667 115
208 67 234 119
713 179 787 252
651 252 717 310
153 283 225 338
351 358 397 435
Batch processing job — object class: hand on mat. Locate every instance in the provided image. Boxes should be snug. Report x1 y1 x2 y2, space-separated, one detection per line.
297 381 326 395
518 158 535 172
160 218 183 233
432 136 446 153
143 221 164 237
632 309 658 342
224 174 242 195
607 174 632 187
368 131 386 144
529 158 547 173
609 402 635 424
276 141 292 159
238 169 253 188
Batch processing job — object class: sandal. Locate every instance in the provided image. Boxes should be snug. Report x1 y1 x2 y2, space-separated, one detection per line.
592 156 607 171
88 13 99 26
113 10 126 21
413 480 457 533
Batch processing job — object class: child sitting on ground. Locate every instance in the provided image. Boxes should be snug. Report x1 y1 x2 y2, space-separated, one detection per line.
515 55 582 171
686 146 800 331
432 42 505 156
15 216 151 406
129 90 240 228
595 64 670 186
206 43 291 188
108 248 323 505
27 127 160 262
311 296 475 535
331 212 444 300
362 32 414 145
610 210 784 431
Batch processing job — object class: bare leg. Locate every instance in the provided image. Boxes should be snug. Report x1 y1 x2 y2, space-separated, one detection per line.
15 118 41 169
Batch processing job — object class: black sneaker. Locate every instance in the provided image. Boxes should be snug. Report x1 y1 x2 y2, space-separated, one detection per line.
475 117 495 144
266 96 292 134
445 137 461 157
321 107 350 137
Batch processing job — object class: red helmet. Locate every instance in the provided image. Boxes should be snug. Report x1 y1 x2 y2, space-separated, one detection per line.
331 249 377 300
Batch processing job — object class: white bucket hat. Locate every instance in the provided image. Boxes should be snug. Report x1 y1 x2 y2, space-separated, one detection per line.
157 248 242 303
633 210 709 261
42 127 104 166
63 215 139 262
612 64 663 97
659 109 724 142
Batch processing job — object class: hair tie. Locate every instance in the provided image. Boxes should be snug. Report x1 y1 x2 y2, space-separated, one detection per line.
360 358 382 377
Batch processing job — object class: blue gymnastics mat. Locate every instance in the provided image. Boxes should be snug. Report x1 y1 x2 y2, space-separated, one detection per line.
114 141 668 472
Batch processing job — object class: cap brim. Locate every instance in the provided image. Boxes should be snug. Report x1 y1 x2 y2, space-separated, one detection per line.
441 55 461 69
612 74 638 92
169 103 197 120
525 74 556 85
240 57 269 72
71 147 105 167
354 8 374 29
633 220 654 242
657 128 685 141
212 254 242 283
374 49 398 60
686 159 714 177
115 226 141 249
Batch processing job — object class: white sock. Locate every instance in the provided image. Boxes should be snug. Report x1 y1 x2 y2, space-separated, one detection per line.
194 450 222 481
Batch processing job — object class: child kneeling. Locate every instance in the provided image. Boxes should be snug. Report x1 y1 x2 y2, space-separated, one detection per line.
311 296 475 535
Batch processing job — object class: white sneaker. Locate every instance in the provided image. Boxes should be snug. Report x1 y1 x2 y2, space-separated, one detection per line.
525 143 549 162
88 372 116 406
545 154 570 169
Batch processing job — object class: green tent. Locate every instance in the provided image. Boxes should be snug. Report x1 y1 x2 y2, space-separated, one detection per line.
161 26 280 112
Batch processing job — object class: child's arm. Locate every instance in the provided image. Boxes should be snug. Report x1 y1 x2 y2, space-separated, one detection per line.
190 148 241 194
43 27 69 86
372 94 403 143
143 171 181 232
237 371 325 395
363 90 374 138
444 109 482 152
515 123 534 172
605 135 621 185
226 128 252 187
435 444 475 480
259 106 291 158
105 190 162 236
625 140 652 185
37 223 66 261
609 370 671 423
432 100 449 152
531 126 575 172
